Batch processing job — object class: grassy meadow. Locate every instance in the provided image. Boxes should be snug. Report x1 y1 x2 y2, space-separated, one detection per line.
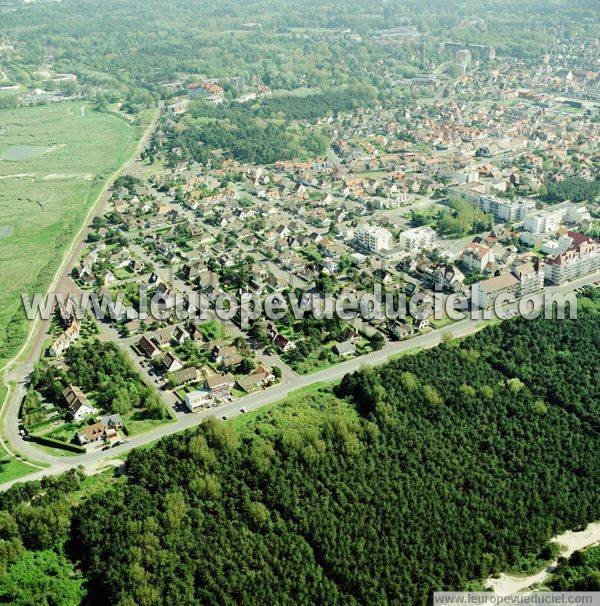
0 102 141 367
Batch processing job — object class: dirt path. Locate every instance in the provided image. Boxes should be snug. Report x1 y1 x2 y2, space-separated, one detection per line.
486 522 600 594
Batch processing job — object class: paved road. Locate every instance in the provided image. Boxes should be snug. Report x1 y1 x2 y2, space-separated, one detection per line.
130 247 298 379
0 108 160 469
0 272 597 491
1 106 160 377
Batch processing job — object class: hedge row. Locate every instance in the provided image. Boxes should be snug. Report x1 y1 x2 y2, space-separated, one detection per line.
29 435 86 454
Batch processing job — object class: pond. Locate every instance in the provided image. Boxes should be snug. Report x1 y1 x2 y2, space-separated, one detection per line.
2 145 49 161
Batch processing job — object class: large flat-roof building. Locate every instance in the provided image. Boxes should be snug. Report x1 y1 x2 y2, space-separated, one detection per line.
398 226 437 253
476 195 535 222
356 225 394 253
473 262 543 308
524 210 562 235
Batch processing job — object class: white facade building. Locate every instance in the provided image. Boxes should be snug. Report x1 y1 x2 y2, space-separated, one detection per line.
473 262 544 308
398 226 436 252
524 210 561 235
543 232 600 285
356 225 394 253
476 195 536 222
542 233 576 256
524 204 591 236
185 389 215 413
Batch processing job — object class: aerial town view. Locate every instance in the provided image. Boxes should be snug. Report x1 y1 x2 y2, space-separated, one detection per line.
0 0 598 604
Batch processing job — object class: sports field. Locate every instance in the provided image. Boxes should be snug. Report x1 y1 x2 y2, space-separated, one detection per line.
0 102 140 367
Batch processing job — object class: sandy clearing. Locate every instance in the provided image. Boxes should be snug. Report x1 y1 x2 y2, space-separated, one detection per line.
486 521 600 594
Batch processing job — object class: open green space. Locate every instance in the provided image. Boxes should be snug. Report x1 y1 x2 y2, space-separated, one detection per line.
197 319 227 341
0 102 142 368
227 381 358 439
121 409 175 436
2 145 49 161
0 382 50 481
0 456 39 483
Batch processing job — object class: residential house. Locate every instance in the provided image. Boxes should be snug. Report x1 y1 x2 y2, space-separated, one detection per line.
272 333 295 353
138 335 161 358
63 385 97 422
155 327 174 349
388 321 414 339
172 325 190 345
49 320 81 357
333 340 357 357
433 264 465 292
211 345 242 369
99 413 124 430
163 352 184 372
185 389 214 412
236 363 275 393
205 374 234 400
169 366 201 386
77 422 106 446
186 322 206 342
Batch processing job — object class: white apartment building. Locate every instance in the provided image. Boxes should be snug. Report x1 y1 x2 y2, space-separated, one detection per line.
524 210 561 235
473 273 519 308
513 261 545 297
542 232 577 256
461 243 495 273
476 195 536 222
398 226 436 252
543 232 600 285
561 204 592 224
524 204 591 236
356 225 394 253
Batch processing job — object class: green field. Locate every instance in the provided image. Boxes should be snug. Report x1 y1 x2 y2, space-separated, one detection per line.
227 382 359 439
0 456 39 483
0 102 142 367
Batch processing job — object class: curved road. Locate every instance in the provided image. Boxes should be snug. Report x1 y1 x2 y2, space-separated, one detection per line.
1 271 598 491
1 106 160 469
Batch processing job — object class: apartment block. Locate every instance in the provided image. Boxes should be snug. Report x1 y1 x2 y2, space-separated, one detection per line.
356 225 394 253
476 195 536 222
543 232 600 285
398 226 436 252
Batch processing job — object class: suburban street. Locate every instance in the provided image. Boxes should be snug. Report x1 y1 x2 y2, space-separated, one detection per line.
1 5 598 602
0 108 161 469
0 270 597 491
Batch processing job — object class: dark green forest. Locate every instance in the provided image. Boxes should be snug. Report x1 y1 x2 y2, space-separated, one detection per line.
548 546 600 591
159 86 374 165
0 292 598 605
541 176 600 204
